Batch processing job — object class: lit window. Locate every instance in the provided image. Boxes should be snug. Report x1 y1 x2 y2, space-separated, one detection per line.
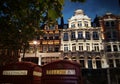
79 43 83 51
64 44 68 52
86 43 90 51
93 44 99 52
72 44 76 51
48 46 53 52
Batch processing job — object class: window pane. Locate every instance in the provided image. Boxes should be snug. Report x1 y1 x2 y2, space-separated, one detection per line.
113 45 118 51
93 32 99 40
86 32 90 40
63 33 68 41
96 60 101 68
88 60 92 68
109 59 114 67
78 32 83 39
71 32 76 40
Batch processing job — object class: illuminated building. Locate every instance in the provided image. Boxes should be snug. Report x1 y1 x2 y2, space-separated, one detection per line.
60 9 108 69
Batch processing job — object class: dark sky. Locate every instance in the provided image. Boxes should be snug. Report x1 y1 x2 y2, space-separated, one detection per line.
61 0 120 23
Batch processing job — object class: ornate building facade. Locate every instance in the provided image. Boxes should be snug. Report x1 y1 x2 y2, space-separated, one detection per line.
99 13 120 68
20 9 120 69
60 9 108 69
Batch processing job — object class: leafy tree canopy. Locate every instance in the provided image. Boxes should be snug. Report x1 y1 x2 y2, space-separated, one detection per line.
0 0 85 65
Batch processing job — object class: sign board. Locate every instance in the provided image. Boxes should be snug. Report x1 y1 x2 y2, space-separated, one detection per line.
46 69 75 75
2 70 28 75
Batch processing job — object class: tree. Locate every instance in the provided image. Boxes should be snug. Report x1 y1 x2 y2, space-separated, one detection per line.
0 0 86 65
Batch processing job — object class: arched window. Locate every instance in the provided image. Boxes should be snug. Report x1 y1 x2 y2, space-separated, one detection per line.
88 56 92 68
95 57 101 68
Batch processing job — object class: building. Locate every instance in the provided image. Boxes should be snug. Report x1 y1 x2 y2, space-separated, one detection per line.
98 13 120 68
19 9 120 84
39 23 62 65
60 9 108 69
93 12 120 84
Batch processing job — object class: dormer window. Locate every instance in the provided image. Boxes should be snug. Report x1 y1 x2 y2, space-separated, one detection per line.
84 21 88 27
78 21 82 27
71 23 75 28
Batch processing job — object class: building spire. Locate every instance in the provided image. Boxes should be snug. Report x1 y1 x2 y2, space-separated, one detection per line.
60 16 64 28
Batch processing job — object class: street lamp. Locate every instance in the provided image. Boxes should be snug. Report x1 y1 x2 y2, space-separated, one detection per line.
33 40 37 57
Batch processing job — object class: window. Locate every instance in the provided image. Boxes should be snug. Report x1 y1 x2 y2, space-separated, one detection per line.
71 23 75 28
78 21 82 27
106 45 111 52
48 46 53 52
45 26 49 30
86 32 90 40
113 45 118 51
71 32 76 40
78 31 83 39
64 44 68 52
54 35 59 40
72 44 76 51
86 43 90 51
49 36 53 40
84 21 88 27
79 60 85 68
109 59 114 67
88 59 92 68
93 32 99 40
107 32 112 39
63 33 68 41
112 31 117 39
43 36 47 40
96 60 101 68
93 44 99 52
79 43 83 51
111 21 115 27
107 31 117 40
43 46 47 52
115 59 120 67
55 46 59 52
49 25 54 30
105 21 109 27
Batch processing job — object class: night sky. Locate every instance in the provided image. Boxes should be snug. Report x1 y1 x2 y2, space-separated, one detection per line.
61 0 120 23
